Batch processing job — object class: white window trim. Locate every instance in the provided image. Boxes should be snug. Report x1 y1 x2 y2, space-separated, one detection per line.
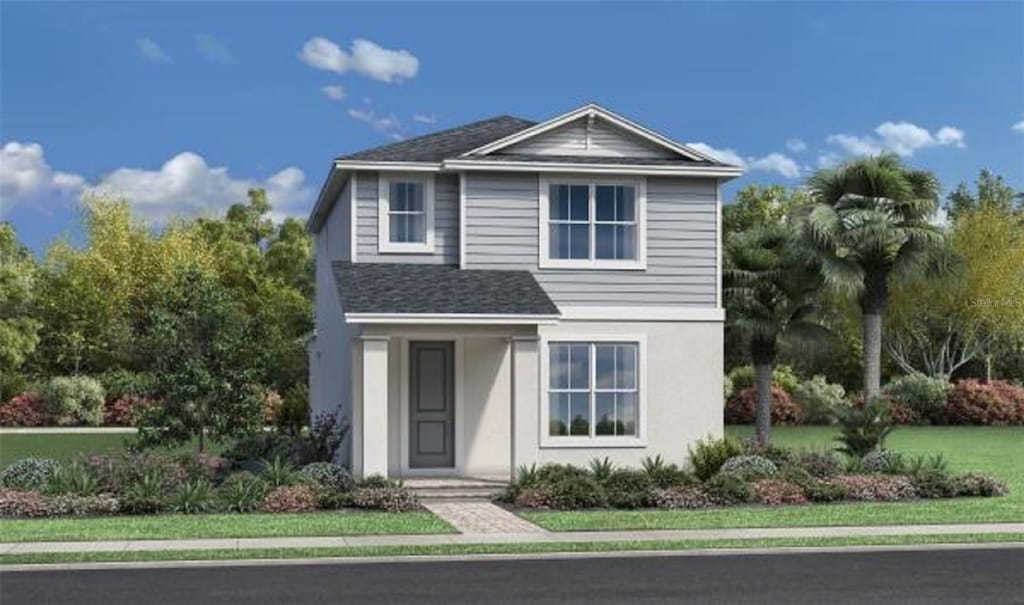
540 334 648 448
378 173 436 254
538 176 647 270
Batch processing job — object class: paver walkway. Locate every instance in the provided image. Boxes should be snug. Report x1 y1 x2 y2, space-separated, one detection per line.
2 523 1021 555
423 502 547 534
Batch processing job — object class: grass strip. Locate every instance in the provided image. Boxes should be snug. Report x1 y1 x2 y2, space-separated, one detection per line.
0 511 454 542
2 533 1021 566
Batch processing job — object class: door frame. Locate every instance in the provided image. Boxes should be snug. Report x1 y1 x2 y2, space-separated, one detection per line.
399 337 464 476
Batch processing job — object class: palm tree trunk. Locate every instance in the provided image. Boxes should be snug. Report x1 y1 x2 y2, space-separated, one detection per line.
753 362 773 444
751 338 776 444
861 270 889 399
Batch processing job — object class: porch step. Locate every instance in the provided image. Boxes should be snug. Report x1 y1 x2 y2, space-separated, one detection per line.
404 478 507 502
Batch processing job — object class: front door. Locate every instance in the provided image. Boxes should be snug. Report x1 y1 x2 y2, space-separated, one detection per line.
409 341 455 468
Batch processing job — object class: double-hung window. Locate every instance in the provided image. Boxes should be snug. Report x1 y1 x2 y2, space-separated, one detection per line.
545 340 643 445
378 174 435 253
541 178 646 269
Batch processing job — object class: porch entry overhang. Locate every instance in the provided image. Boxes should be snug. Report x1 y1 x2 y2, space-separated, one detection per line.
338 262 557 479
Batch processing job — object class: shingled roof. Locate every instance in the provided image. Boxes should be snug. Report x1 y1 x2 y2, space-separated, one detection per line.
332 262 560 317
338 116 536 163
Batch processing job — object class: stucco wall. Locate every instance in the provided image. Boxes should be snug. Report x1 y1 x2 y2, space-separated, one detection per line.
521 319 723 468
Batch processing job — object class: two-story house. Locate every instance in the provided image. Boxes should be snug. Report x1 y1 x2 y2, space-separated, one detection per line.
307 104 742 479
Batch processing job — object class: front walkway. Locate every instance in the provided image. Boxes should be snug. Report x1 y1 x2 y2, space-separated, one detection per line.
423 502 546 534
3 518 1022 555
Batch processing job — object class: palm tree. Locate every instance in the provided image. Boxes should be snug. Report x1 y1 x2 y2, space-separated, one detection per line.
802 154 946 397
725 223 829 443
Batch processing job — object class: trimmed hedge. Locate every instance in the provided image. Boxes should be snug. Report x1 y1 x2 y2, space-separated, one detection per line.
725 386 805 425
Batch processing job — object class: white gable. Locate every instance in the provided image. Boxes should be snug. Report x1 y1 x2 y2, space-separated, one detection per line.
502 116 677 159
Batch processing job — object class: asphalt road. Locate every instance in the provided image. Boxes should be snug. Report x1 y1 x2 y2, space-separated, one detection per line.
2 547 1022 604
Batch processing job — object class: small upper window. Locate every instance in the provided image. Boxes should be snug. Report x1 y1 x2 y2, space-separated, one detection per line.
378 174 434 253
541 179 645 268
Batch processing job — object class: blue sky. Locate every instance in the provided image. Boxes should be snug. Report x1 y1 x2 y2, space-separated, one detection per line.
2 1 1022 252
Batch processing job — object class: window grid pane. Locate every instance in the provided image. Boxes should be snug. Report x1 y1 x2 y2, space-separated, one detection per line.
548 183 636 261
550 342 638 438
388 181 426 244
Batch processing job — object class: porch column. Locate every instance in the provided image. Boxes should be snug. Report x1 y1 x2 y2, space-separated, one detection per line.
360 335 390 477
510 336 540 475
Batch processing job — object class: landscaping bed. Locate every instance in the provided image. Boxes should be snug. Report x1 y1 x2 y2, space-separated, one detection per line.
511 427 1019 531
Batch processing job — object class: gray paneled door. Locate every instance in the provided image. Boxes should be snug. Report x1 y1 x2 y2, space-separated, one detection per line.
409 341 455 468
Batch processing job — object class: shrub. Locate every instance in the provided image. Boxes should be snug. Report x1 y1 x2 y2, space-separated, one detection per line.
178 454 229 484
534 464 591 485
828 475 916 501
884 374 951 424
725 386 805 425
350 486 419 512
727 365 800 394
588 457 616 484
46 494 120 517
103 395 156 427
260 456 298 487
172 480 213 514
950 473 1009 498
640 455 696 489
793 376 848 425
40 376 105 426
514 475 606 510
750 479 807 505
834 397 895 458
723 375 734 402
299 462 354 493
0 393 48 427
47 461 100 496
943 380 1024 425
97 368 156 400
80 452 188 495
304 410 349 463
801 479 847 503
706 472 752 505
1 458 60 491
262 390 283 425
120 472 169 514
790 449 842 478
316 490 354 510
741 440 793 466
654 486 714 509
261 485 319 513
356 474 402 489
275 383 310 434
603 469 655 509
907 454 954 498
861 449 907 474
218 472 267 513
719 455 778 480
689 436 743 481
0 488 51 517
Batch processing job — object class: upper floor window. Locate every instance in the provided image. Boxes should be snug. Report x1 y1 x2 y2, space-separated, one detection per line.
540 177 646 269
378 174 435 253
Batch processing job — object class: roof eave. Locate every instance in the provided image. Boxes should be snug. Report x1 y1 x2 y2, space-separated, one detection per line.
344 312 561 325
442 158 744 178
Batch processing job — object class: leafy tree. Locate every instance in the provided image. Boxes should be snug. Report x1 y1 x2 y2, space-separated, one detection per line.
723 184 812 234
724 223 829 442
0 224 41 384
802 154 947 397
946 169 1023 222
138 266 266 452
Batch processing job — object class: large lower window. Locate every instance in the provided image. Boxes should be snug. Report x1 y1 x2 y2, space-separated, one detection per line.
548 341 639 438
542 179 645 269
378 174 434 253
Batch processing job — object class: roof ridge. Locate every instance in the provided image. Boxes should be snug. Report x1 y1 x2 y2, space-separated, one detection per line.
336 114 535 161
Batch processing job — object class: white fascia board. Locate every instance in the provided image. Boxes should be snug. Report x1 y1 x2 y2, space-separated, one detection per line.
345 313 561 325
559 306 725 322
334 160 442 172
443 159 743 178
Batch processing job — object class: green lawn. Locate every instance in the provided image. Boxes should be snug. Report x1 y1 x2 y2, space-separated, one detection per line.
0 433 224 466
0 511 453 542
3 533 1021 566
522 426 1024 532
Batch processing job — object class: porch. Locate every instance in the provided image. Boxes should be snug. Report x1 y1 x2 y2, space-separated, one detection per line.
351 325 543 480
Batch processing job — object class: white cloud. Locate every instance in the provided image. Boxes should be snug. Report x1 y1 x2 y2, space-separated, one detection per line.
748 153 801 179
348 108 402 139
1012 120 1024 134
86 152 312 221
826 121 966 158
785 138 807 153
686 142 801 179
413 113 438 124
299 37 419 83
136 38 171 63
321 85 346 101
195 34 233 64
0 142 84 209
817 152 843 169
